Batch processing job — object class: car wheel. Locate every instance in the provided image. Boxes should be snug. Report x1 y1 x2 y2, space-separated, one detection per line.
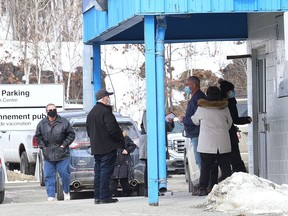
184 154 189 183
137 183 145 196
56 174 64 201
39 153 45 186
20 151 35 175
0 190 4 204
20 152 29 174
187 164 199 194
186 163 193 193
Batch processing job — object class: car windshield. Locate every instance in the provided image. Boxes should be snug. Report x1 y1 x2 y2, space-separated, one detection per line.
73 125 90 142
71 120 139 143
119 122 138 139
168 121 184 134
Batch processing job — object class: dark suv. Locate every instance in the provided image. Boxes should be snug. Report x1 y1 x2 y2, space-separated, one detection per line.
38 111 146 200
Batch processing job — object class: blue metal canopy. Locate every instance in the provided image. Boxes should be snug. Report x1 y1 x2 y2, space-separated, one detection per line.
105 13 248 44
83 0 288 44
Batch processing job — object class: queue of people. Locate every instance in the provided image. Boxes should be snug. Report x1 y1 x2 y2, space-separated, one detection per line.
37 77 251 203
191 86 232 196
179 76 252 196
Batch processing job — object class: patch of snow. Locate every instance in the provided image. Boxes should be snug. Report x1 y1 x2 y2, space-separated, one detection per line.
7 170 37 182
204 172 288 215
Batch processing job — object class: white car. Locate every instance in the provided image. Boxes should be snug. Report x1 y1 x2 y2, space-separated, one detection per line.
167 119 186 174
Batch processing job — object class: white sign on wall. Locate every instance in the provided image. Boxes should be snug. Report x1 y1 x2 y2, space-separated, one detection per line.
0 84 64 131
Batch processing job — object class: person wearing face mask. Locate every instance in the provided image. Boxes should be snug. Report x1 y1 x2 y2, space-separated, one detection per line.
180 76 219 195
219 79 252 173
35 103 75 201
86 89 125 204
179 76 206 171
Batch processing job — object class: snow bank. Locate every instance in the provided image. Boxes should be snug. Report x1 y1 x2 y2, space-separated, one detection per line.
204 172 288 215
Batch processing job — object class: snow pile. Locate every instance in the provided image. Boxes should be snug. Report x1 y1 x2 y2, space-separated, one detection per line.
7 170 37 182
204 172 288 215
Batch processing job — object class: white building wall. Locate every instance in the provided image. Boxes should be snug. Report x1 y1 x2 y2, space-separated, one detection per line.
247 12 288 184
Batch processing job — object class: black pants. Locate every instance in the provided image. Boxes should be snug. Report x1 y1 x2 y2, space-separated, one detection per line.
110 178 132 195
199 152 232 190
231 142 247 173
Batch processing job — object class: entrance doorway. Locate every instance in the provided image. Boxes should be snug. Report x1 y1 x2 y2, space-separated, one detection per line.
252 48 268 178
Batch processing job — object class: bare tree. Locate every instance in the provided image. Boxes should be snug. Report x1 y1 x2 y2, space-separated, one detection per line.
2 0 83 100
222 58 247 98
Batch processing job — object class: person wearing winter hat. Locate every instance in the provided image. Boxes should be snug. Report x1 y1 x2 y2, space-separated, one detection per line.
218 79 252 173
191 86 233 196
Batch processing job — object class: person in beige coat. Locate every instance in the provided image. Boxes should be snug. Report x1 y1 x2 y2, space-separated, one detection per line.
191 86 232 196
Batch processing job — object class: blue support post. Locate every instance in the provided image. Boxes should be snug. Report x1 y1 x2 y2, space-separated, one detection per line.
92 43 102 104
155 16 167 193
144 15 159 206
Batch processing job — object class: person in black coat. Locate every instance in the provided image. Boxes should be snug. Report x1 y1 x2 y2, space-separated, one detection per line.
86 89 125 204
219 79 252 173
35 103 75 201
110 132 137 197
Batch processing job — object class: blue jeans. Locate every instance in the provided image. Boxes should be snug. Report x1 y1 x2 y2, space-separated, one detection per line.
188 136 201 170
94 150 117 201
44 157 70 198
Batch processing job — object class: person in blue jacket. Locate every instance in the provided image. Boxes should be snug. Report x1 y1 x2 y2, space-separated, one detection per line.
179 76 207 170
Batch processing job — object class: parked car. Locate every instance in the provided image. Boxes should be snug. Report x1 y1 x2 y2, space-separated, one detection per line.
0 129 38 175
184 98 249 193
0 153 5 204
37 111 146 200
167 119 185 174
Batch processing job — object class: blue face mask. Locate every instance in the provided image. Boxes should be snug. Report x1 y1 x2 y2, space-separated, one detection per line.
184 86 191 95
228 90 236 98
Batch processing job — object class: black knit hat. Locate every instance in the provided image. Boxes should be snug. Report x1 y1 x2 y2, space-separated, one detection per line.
206 86 221 101
218 78 234 97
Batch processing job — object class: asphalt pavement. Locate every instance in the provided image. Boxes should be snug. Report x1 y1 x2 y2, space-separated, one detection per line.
0 175 233 216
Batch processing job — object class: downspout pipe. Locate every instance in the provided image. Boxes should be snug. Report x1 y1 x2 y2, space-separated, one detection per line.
155 16 167 193
92 43 102 104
